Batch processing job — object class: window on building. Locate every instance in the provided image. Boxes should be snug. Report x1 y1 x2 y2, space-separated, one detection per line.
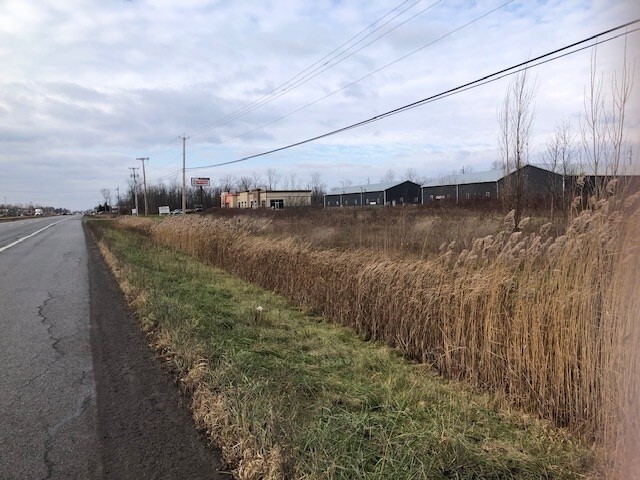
466 193 470 199
270 199 284 209
485 192 490 198
430 194 434 200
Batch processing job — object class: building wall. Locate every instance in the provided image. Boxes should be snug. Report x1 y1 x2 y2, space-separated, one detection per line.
223 190 311 208
324 194 341 207
422 166 565 205
422 185 457 204
325 183 420 207
385 181 421 205
324 191 385 207
221 192 239 208
458 182 498 202
499 165 563 205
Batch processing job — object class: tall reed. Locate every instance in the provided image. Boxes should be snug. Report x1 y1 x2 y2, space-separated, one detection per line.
115 194 639 472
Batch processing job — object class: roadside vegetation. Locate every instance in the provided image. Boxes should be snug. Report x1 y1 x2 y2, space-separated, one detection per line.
87 216 600 479
100 188 639 477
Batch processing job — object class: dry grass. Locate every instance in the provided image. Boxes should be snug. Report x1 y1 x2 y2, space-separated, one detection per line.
114 196 639 476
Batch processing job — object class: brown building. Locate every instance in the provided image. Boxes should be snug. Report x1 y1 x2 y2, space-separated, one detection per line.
221 189 312 209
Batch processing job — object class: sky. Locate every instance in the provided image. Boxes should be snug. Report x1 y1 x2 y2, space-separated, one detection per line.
1 0 639 211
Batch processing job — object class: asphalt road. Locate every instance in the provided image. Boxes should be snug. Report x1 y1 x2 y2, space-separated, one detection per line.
0 217 230 479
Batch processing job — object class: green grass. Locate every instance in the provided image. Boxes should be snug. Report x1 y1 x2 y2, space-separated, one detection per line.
87 219 597 479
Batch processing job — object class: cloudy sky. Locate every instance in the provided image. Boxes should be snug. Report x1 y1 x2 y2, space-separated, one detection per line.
1 0 639 211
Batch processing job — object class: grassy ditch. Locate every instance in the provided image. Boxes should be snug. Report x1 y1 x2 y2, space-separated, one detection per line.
87 219 597 479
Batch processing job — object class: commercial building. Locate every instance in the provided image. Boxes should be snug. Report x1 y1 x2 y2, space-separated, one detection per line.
221 189 312 209
324 181 421 207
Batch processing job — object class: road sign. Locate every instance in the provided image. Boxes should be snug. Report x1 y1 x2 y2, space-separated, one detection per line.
191 177 210 186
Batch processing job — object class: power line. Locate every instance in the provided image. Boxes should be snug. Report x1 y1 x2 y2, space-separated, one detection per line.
187 0 514 156
187 20 639 172
187 0 428 138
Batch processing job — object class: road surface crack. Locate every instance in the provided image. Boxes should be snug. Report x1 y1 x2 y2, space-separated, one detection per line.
40 393 94 480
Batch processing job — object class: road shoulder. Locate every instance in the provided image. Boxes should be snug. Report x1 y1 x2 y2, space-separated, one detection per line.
85 226 230 480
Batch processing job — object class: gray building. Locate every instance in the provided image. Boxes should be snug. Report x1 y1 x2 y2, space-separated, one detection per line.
422 162 640 207
422 170 504 204
324 181 421 207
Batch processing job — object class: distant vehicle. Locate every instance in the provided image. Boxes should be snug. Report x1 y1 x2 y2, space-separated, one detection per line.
170 209 182 215
34 208 43 216
195 205 203 213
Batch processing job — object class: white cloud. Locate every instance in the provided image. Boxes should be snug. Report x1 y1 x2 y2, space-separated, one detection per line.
0 0 639 209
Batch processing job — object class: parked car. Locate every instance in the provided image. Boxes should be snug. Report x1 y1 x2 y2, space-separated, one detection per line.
170 209 182 215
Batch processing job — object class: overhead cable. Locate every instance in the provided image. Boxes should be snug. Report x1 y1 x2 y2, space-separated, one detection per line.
187 20 640 171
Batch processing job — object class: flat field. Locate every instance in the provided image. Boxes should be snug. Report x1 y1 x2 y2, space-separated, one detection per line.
88 198 640 478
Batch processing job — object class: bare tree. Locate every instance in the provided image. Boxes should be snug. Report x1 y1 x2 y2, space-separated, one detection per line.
288 172 301 190
404 168 420 182
308 172 326 205
607 40 634 183
251 171 262 189
100 188 111 211
339 178 353 188
380 169 395 183
581 43 635 200
237 176 252 191
265 168 280 190
498 68 537 228
219 174 235 192
542 118 576 218
581 48 607 197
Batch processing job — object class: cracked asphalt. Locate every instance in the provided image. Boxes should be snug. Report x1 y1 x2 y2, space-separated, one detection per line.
0 217 230 480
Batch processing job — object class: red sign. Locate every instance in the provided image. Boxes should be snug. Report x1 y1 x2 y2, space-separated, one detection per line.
191 177 210 186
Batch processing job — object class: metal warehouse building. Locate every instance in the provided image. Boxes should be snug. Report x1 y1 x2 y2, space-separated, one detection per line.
422 170 504 204
422 165 564 205
324 181 422 207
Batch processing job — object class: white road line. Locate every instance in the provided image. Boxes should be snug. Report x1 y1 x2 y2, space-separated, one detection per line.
0 219 66 253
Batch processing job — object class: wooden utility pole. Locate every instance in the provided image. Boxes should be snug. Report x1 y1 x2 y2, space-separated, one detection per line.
137 157 149 215
129 167 139 215
179 135 189 214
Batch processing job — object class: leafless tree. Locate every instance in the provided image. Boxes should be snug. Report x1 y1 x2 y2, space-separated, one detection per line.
237 176 253 191
265 168 280 190
100 188 111 210
498 68 537 228
581 43 635 200
251 171 262 189
293 172 303 189
404 168 420 182
380 169 395 183
218 174 235 192
339 178 353 188
581 48 607 196
308 172 326 205
542 118 576 218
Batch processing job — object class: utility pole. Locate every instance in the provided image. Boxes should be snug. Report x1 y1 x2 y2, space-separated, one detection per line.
116 186 120 216
137 157 149 216
129 167 139 215
180 134 189 214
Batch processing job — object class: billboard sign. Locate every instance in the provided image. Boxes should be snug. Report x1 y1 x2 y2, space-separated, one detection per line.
159 206 170 215
191 177 210 186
